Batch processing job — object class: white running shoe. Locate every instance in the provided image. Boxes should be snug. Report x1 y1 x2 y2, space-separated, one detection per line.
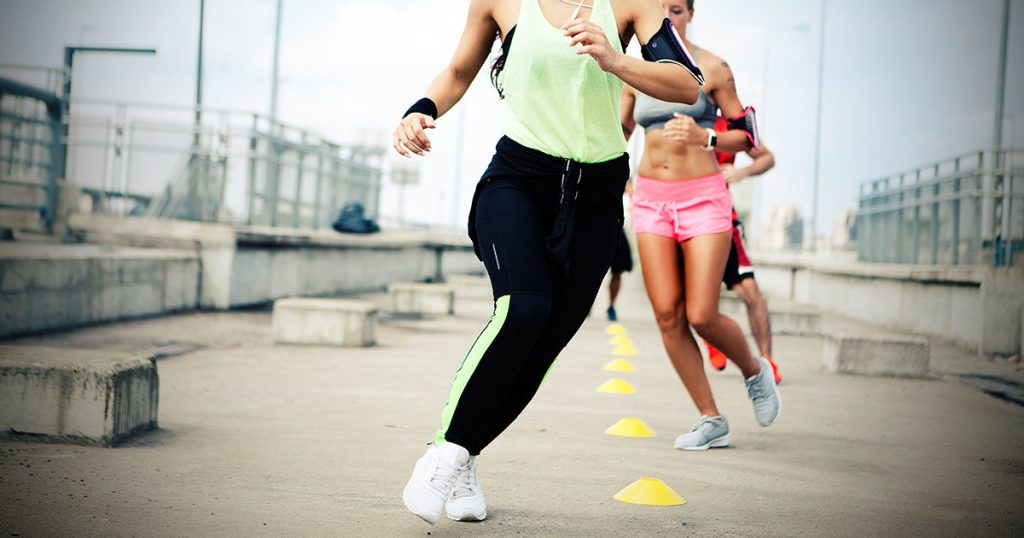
746 357 782 427
446 456 487 521
402 442 470 524
674 415 731 450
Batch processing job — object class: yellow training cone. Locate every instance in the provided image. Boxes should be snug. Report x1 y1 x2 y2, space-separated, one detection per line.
607 335 633 346
603 359 636 373
605 324 627 335
612 344 639 357
596 378 636 394
613 478 686 506
604 417 656 437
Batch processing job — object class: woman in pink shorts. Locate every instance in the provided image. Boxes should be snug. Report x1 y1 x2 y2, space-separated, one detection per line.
621 0 781 450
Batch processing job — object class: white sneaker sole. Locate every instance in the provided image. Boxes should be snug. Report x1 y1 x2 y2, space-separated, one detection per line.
675 433 731 451
446 509 488 522
402 484 443 525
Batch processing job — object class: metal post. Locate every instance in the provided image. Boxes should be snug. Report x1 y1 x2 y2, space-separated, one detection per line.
911 171 921 263
952 179 961 265
268 125 281 227
313 146 324 228
329 150 343 225
810 0 828 251
931 165 940 264
45 112 61 228
984 0 1012 251
270 0 283 122
194 0 205 149
993 0 1011 150
1002 149 1012 250
952 158 962 265
246 115 258 225
60 47 74 182
294 133 306 228
895 174 905 262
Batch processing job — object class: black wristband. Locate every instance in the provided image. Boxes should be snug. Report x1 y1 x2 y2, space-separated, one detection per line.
403 98 438 120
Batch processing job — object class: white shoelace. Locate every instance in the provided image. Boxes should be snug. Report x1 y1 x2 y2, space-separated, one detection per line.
429 459 462 492
451 465 476 499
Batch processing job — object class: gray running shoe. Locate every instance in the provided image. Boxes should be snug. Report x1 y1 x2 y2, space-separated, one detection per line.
746 357 782 426
674 415 731 450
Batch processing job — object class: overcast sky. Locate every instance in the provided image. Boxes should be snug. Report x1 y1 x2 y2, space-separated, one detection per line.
1 0 1021 237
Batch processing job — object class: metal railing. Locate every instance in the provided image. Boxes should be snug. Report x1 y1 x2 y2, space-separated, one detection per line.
65 100 383 229
856 148 1024 266
0 76 63 230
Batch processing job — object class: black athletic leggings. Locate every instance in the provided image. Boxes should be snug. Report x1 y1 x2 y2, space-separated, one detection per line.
435 136 629 455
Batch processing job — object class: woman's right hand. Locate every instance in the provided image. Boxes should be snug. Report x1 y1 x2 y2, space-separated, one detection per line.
664 113 706 146
393 113 436 157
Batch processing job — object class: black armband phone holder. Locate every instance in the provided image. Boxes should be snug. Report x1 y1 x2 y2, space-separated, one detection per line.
640 19 705 85
727 106 761 150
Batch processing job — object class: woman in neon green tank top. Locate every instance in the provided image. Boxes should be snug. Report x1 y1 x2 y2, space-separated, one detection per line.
395 1 701 525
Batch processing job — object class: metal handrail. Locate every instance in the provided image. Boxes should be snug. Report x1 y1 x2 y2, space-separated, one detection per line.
856 147 1023 267
60 100 383 229
0 76 62 230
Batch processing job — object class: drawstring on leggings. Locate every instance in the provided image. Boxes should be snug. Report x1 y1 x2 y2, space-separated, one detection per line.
546 159 584 279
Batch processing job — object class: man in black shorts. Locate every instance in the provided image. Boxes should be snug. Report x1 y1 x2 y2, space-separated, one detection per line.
607 227 633 321
708 117 782 383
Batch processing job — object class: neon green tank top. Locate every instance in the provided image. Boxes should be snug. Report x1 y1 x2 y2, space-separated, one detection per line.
499 0 626 164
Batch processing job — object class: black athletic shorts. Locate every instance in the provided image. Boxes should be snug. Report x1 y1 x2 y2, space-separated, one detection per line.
722 219 755 289
610 228 633 274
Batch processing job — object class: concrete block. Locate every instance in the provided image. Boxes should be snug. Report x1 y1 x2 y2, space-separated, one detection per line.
0 346 159 446
822 334 930 378
389 282 456 316
720 294 822 336
162 259 199 311
446 274 492 301
0 260 32 293
272 297 378 347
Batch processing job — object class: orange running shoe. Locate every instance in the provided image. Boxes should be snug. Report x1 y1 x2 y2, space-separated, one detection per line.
765 355 782 384
706 342 727 371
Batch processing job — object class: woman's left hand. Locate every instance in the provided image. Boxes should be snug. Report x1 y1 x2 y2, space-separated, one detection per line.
722 164 746 184
563 18 622 73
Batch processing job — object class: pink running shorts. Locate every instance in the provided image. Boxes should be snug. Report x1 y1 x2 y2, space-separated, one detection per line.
632 172 733 243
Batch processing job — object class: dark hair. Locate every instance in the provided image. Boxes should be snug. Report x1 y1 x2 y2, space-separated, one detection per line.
490 27 516 99
688 0 695 10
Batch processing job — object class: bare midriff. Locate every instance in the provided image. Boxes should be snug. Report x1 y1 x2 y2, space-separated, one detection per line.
637 129 721 181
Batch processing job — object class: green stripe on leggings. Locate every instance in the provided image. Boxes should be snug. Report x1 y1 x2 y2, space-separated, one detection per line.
436 295 511 444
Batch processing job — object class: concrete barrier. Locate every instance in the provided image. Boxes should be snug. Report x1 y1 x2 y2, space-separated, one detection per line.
822 334 930 378
749 251 1024 356
0 243 200 338
446 274 492 301
272 298 377 347
0 215 486 338
389 282 456 316
0 346 158 446
719 293 822 336
67 214 483 310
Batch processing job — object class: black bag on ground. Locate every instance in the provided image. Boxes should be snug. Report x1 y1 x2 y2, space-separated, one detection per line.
332 203 380 234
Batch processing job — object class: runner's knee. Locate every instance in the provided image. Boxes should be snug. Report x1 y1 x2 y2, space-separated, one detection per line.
503 293 552 340
653 302 686 334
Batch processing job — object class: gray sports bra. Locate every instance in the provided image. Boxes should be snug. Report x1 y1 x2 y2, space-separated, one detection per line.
633 48 717 131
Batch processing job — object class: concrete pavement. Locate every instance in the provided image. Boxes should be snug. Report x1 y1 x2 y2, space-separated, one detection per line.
1 273 1023 536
